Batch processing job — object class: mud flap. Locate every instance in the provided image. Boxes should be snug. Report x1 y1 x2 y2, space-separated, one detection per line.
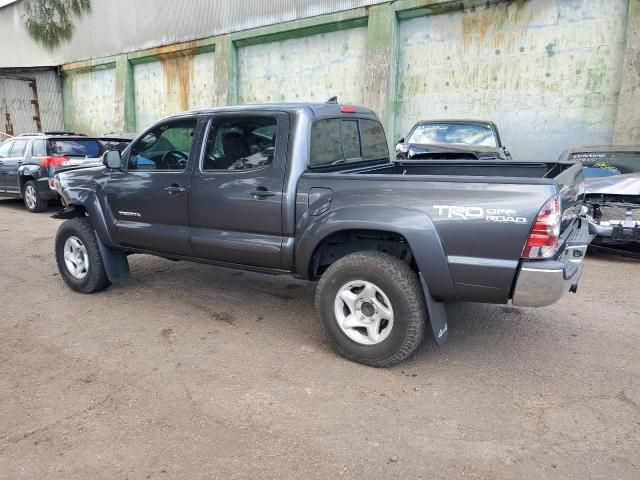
419 273 448 345
95 234 130 283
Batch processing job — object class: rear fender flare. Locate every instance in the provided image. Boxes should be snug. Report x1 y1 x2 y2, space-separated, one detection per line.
295 206 456 302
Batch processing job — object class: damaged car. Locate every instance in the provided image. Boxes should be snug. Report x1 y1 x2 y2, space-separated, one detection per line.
395 120 512 161
560 146 640 249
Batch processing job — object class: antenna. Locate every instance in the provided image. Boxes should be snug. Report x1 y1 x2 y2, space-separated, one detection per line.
326 96 338 104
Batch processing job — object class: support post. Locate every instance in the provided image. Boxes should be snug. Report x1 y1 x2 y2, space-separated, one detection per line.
115 55 135 132
363 4 399 148
613 0 640 144
214 35 237 106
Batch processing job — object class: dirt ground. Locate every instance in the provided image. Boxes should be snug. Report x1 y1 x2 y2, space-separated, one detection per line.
0 198 639 480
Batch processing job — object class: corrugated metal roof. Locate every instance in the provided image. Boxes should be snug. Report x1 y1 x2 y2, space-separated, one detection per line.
0 0 388 68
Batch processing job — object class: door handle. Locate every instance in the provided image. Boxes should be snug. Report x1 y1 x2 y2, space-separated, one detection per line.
250 187 276 198
164 184 187 194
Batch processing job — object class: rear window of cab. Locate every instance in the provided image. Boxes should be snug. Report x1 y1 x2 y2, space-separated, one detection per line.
310 118 389 168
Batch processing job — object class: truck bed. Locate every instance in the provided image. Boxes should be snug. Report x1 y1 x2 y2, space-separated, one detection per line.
348 160 573 181
297 160 584 304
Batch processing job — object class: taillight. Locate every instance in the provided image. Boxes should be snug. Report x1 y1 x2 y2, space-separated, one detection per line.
40 155 70 167
522 195 561 259
340 105 356 113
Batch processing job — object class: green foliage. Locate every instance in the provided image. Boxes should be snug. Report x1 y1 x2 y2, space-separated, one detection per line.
22 0 91 49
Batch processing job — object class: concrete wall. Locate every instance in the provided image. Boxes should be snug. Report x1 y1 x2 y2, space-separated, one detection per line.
53 0 639 158
62 66 117 136
396 0 630 160
133 51 216 130
237 27 368 105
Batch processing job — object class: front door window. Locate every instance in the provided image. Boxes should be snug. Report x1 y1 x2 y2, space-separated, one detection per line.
129 120 197 171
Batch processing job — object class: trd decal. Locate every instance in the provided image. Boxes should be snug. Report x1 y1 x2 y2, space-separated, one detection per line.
433 205 527 224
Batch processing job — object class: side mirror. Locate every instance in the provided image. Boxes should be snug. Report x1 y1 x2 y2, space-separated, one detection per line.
103 150 122 170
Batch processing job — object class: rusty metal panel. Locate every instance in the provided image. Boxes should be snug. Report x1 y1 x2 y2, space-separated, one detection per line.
133 52 216 129
63 67 117 135
0 70 62 135
396 0 630 160
0 77 36 134
237 27 368 105
30 70 64 132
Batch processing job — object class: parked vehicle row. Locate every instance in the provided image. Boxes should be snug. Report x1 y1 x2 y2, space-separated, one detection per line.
0 132 134 211
49 102 588 367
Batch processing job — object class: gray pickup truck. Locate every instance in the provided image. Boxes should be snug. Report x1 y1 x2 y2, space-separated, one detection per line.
52 102 588 367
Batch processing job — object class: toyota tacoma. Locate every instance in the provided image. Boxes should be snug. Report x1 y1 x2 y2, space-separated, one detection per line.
52 102 588 367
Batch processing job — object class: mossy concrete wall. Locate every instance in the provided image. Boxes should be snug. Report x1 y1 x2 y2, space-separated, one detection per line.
132 51 217 130
237 27 368 105
396 0 629 160
60 0 639 158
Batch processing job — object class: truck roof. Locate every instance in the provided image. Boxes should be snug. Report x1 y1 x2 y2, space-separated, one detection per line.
161 102 379 122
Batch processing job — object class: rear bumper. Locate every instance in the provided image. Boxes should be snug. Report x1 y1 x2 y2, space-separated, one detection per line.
589 219 640 244
35 177 59 200
512 218 589 307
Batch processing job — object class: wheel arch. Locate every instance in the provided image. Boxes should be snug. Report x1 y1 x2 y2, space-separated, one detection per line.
60 187 118 249
295 206 456 302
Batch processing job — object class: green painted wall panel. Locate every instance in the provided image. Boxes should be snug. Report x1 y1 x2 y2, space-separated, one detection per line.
63 67 117 135
237 27 368 104
133 52 216 130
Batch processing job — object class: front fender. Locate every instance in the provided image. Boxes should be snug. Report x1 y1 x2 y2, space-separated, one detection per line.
59 183 118 249
295 206 456 302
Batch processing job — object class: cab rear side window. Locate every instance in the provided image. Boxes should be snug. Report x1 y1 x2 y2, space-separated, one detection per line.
310 118 389 168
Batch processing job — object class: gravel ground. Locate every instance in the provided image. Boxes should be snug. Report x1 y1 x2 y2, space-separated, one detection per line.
0 198 639 480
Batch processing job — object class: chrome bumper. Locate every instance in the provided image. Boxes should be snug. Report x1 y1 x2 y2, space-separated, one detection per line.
512 218 589 307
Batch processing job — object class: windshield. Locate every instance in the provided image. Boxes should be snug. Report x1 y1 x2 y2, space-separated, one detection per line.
49 139 102 157
569 151 640 178
407 123 498 148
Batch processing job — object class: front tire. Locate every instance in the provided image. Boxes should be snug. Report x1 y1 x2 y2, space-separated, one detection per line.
23 180 48 212
316 252 427 367
55 217 111 294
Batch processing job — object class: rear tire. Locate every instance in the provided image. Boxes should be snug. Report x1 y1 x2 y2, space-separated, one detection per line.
55 217 111 294
23 180 48 212
316 251 427 367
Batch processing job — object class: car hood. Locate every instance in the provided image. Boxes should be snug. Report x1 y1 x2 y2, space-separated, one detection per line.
407 143 505 159
585 172 640 196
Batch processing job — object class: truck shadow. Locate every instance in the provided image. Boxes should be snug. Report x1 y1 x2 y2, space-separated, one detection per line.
115 256 543 367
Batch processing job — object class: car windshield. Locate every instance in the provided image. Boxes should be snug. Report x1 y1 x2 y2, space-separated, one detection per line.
569 151 640 178
49 139 102 157
408 123 498 148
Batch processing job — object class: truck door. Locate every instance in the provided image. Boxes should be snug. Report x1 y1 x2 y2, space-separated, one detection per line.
187 112 289 269
103 117 201 256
